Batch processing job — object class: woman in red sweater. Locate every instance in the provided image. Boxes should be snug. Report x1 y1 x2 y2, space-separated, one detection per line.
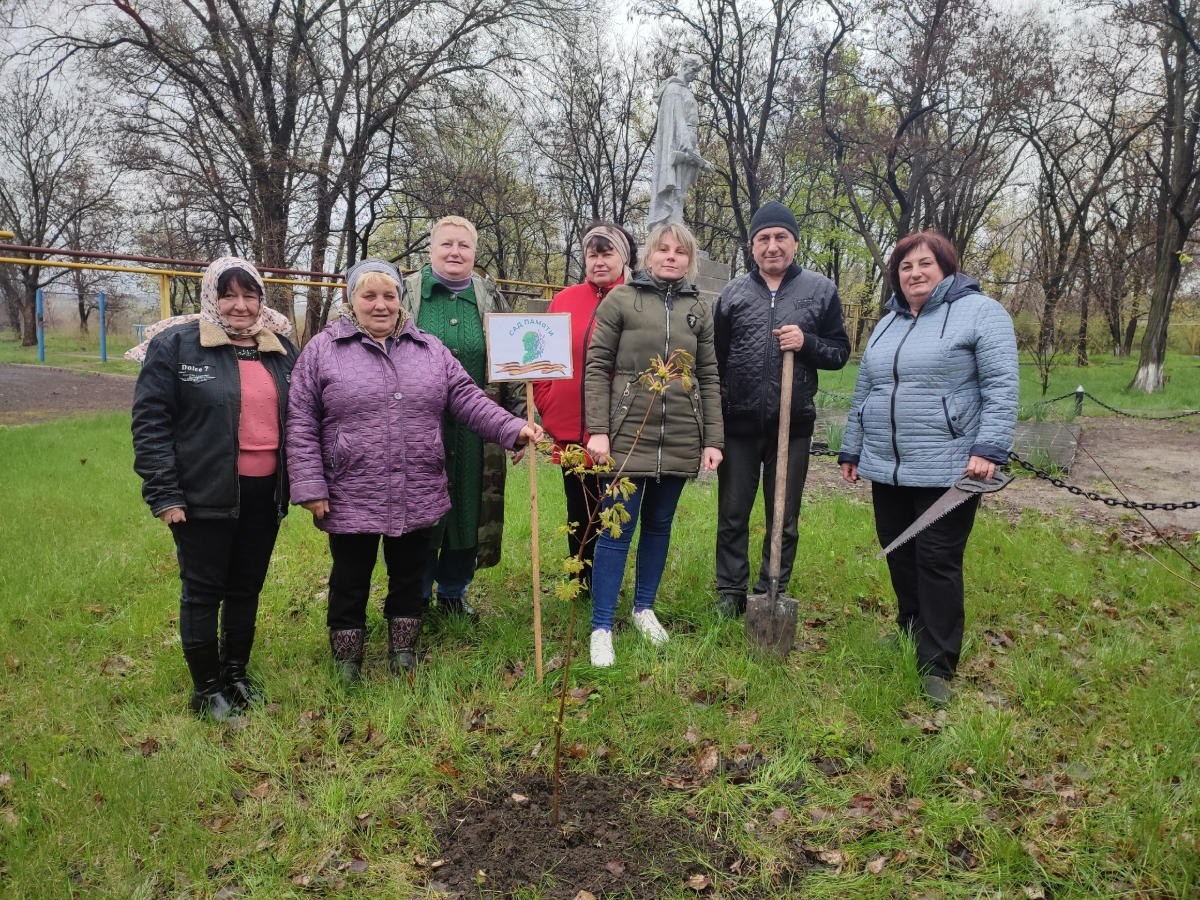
534 222 638 595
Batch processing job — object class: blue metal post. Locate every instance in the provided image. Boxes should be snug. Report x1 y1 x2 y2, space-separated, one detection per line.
36 288 44 362
98 292 107 363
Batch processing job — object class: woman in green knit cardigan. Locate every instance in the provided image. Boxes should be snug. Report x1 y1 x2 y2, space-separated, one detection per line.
402 216 525 619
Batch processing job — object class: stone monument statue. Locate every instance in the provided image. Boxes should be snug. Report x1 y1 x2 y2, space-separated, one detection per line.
648 55 712 230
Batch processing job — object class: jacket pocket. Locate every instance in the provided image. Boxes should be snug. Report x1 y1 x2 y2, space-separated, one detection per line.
609 377 636 434
941 396 959 438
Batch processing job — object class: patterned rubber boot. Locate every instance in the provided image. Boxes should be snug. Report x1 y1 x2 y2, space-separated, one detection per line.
329 628 366 684
386 616 422 676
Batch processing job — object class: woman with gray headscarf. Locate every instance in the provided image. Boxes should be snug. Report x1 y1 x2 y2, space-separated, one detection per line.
286 260 542 680
532 221 638 595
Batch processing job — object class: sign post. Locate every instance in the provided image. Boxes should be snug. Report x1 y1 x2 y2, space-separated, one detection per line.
485 312 573 684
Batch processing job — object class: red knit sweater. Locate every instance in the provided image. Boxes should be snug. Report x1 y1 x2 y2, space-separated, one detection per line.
533 277 622 463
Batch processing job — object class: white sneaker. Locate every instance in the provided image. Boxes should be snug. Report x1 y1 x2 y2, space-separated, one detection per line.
590 629 615 667
631 608 669 646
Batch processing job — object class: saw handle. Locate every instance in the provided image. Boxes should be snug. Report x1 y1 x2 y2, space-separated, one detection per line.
953 472 1013 494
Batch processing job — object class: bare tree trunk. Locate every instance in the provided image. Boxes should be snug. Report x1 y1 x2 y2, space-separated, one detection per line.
21 278 36 347
1133 216 1183 391
1076 293 1088 366
1123 295 1140 357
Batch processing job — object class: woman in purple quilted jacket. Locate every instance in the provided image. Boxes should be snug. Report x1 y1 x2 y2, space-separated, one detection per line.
286 259 542 681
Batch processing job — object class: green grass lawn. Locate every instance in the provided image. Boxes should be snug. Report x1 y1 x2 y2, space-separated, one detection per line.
0 329 141 376
817 351 1200 415
1 415 1199 898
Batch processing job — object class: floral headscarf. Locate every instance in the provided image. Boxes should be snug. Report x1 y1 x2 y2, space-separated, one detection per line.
125 256 292 361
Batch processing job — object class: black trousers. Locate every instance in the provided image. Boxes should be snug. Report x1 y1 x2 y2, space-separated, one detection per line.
872 482 980 680
170 475 280 650
562 469 601 589
327 528 434 629
715 432 811 596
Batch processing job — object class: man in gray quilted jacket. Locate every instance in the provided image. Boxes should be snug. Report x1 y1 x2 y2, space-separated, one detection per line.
712 201 851 617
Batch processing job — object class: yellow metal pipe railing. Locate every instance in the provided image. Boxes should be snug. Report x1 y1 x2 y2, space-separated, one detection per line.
0 255 565 319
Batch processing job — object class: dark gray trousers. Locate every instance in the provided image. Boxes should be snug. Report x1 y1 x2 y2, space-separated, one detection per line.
716 432 811 596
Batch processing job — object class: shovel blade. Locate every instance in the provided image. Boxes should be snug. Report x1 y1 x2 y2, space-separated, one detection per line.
745 592 799 658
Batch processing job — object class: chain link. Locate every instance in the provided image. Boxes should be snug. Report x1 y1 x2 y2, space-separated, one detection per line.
1006 451 1200 511
1037 390 1200 420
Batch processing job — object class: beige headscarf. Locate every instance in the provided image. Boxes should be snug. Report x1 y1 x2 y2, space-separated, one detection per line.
125 257 292 361
582 225 633 284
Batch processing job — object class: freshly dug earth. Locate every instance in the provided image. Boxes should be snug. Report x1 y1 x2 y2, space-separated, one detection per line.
430 773 729 899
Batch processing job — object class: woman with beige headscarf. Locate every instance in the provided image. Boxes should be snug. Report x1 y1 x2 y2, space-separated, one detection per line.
532 221 638 597
131 257 297 721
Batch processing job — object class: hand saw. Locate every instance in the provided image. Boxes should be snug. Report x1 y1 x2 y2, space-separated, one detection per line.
876 472 1013 559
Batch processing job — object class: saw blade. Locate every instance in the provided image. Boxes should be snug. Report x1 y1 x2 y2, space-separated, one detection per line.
876 486 973 559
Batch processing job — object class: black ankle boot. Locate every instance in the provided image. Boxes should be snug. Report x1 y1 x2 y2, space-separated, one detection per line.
386 616 422 675
329 628 366 683
221 626 262 708
182 641 235 723
439 595 478 621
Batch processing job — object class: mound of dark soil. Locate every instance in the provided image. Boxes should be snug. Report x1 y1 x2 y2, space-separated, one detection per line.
429 773 729 899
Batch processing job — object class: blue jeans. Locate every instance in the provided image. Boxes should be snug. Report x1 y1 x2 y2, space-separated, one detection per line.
422 521 477 602
590 476 686 631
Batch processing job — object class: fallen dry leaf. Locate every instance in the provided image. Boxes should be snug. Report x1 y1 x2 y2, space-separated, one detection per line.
817 849 846 874
564 742 588 759
604 860 625 876
250 781 270 800
739 709 761 726
100 655 133 676
0 773 11 791
696 745 719 777
83 605 104 615
511 793 529 804
1024 887 1046 899
291 875 311 887
682 723 701 745
545 656 564 673
867 856 888 875
685 873 712 890
814 756 848 777
4 654 20 672
434 761 460 778
347 859 368 874
572 892 597 900
51 777 69 792
767 807 790 828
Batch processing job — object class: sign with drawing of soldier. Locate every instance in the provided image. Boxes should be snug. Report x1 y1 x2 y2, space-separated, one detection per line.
484 313 573 382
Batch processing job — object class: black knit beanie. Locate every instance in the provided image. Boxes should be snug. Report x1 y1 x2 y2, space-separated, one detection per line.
749 201 799 240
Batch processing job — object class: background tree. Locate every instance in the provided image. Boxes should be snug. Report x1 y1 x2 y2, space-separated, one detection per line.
0 71 116 345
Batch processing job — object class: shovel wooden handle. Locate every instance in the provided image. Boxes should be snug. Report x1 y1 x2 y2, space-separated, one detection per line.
768 351 794 587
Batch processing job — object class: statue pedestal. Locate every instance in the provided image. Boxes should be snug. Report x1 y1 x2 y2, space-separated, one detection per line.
693 256 731 305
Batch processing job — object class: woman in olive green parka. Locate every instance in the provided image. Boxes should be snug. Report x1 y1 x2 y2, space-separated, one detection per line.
583 222 724 667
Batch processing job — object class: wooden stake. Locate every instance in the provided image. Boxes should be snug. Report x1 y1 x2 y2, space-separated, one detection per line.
526 380 543 684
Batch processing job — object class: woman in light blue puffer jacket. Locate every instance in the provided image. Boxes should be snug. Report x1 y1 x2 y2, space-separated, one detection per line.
838 232 1017 707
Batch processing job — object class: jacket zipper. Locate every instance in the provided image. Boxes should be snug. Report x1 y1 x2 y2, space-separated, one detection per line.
270 353 288 520
760 288 778 434
889 316 919 486
657 290 671 481
579 292 602 443
230 345 242 517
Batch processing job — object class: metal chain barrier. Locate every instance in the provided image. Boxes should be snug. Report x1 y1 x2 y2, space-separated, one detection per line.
1006 451 1200 511
1037 389 1200 420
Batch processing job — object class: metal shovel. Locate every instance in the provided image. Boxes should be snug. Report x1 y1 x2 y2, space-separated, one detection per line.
744 350 800 658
